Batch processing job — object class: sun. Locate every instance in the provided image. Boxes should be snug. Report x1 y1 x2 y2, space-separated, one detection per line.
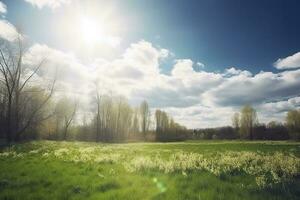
80 17 102 44
78 16 120 47
59 4 124 49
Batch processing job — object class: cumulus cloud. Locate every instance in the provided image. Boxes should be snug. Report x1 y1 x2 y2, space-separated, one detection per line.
91 41 175 101
93 41 165 80
89 46 300 127
0 3 20 42
172 59 195 77
257 96 300 123
23 43 93 107
171 59 223 97
196 62 205 68
259 97 300 115
24 0 71 9
164 105 235 128
20 40 300 128
223 67 252 77
24 43 91 83
0 1 7 15
0 20 20 41
203 70 300 107
274 52 300 69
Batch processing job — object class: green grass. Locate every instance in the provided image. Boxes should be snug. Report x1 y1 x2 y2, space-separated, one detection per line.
0 140 299 200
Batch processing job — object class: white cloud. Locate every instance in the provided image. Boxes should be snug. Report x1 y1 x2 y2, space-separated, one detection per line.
23 43 93 106
196 62 205 68
257 96 300 123
160 48 170 58
0 20 20 41
223 67 252 77
164 105 234 128
19 40 300 128
91 47 300 127
0 1 7 15
274 52 300 69
92 40 172 99
259 97 300 115
24 0 71 9
172 59 195 77
203 69 300 108
22 41 170 109
171 59 223 96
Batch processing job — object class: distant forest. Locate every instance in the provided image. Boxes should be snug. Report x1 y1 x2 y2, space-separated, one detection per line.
194 106 299 141
0 38 300 143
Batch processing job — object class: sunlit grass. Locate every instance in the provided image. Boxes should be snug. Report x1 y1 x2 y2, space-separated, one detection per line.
0 140 299 199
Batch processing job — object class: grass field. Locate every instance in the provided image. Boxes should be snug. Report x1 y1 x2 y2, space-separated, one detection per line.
0 140 299 200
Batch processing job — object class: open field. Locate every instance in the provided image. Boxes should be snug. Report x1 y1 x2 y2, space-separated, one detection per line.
0 140 299 200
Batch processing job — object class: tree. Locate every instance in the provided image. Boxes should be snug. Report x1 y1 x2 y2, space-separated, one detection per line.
54 97 77 140
232 112 240 131
140 100 150 138
155 109 187 141
21 87 55 139
239 105 258 140
267 121 281 129
286 109 300 140
95 87 102 142
132 107 140 135
91 94 134 142
155 109 163 133
0 36 55 142
265 121 289 140
114 96 133 141
101 95 113 141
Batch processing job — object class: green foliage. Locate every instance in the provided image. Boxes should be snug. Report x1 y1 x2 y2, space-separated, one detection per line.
232 112 240 130
0 140 299 199
126 151 299 188
155 109 187 141
239 105 258 139
140 100 150 135
286 109 300 140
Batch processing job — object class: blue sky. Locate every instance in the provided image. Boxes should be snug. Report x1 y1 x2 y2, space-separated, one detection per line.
0 0 300 128
3 0 300 73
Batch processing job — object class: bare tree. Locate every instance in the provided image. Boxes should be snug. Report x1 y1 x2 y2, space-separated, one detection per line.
132 107 140 135
232 112 240 131
64 102 77 140
91 93 135 142
0 37 55 142
155 109 186 141
95 87 102 142
54 97 77 140
140 100 150 138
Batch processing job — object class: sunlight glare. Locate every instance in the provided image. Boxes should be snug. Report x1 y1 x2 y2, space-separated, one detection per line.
78 16 121 48
80 17 102 44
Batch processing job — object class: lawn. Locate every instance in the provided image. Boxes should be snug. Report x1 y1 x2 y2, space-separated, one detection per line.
0 140 299 200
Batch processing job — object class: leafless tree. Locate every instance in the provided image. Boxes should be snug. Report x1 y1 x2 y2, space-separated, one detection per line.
62 101 77 140
232 112 240 131
0 37 56 142
140 100 150 138
95 86 102 142
54 97 77 140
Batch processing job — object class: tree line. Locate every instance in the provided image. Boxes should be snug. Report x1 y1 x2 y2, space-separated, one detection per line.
192 105 300 140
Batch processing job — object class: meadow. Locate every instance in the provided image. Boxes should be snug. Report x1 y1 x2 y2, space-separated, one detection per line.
0 140 299 200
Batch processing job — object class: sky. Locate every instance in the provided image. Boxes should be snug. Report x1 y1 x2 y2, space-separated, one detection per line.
0 0 300 128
